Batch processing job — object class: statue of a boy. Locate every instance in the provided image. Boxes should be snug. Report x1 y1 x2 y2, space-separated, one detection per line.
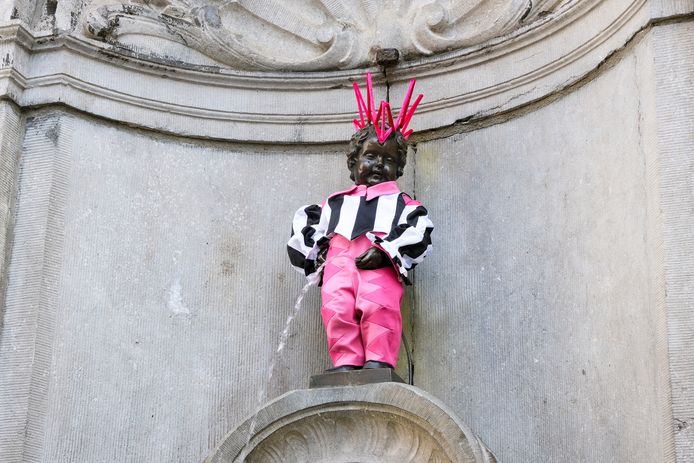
288 74 433 372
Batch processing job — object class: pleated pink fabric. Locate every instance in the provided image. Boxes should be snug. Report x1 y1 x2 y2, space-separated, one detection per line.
320 234 404 367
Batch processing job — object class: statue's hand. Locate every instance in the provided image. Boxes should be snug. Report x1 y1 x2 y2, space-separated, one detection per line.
355 247 390 270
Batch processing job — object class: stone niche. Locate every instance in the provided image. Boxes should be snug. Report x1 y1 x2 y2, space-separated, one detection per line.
205 383 496 463
0 0 691 462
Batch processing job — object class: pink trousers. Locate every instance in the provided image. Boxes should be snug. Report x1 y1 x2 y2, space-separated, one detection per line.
321 234 404 367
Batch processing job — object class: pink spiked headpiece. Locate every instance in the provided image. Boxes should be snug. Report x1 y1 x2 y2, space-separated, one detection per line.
352 72 423 143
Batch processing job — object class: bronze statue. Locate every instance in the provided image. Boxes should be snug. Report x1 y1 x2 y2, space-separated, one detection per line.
288 74 433 372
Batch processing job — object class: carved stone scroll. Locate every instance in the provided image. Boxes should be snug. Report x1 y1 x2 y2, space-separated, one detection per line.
83 0 573 71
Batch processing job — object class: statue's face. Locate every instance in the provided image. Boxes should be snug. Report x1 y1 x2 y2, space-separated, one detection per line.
352 136 400 187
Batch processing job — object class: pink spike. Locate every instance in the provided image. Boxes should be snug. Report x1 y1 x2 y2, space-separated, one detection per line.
366 72 375 123
351 73 423 138
402 129 413 139
380 101 388 142
380 127 393 143
353 83 366 126
384 102 394 129
374 101 383 141
374 101 383 131
400 93 423 132
395 79 416 129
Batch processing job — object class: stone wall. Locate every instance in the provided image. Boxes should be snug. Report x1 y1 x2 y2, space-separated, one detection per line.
0 1 693 462
0 108 414 461
0 110 339 461
652 20 694 462
414 32 671 462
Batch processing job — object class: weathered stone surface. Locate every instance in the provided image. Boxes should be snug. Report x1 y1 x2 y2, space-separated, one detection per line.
652 20 694 462
0 1 35 24
0 101 25 460
651 0 694 17
412 32 673 462
81 0 570 71
205 382 496 463
0 112 69 463
0 102 22 313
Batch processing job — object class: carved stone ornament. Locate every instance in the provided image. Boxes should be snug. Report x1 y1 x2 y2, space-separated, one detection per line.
205 383 496 463
83 0 569 71
0 0 649 142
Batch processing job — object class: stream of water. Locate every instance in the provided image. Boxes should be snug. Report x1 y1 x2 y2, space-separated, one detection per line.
240 265 324 459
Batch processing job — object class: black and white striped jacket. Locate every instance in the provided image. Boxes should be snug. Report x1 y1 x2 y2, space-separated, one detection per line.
287 181 433 285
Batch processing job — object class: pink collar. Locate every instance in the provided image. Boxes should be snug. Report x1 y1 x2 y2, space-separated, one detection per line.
329 181 401 201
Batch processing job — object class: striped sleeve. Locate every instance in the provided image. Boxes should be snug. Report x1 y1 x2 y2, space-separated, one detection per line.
374 196 433 284
287 202 331 281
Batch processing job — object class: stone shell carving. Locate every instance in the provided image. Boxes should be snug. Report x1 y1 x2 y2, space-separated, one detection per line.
205 383 496 463
83 0 571 71
247 408 452 463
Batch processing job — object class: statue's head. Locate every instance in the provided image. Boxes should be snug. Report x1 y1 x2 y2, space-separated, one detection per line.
347 125 407 186
348 73 422 186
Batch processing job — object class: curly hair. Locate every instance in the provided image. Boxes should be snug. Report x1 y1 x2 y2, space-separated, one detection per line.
347 125 408 181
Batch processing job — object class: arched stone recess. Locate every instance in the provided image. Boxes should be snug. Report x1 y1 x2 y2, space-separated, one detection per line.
205 383 496 463
0 0 650 143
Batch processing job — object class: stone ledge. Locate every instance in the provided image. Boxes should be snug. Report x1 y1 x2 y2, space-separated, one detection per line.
309 368 405 388
205 382 496 463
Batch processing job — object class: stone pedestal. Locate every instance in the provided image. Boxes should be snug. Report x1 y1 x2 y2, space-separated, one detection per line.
309 368 405 388
205 382 496 463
